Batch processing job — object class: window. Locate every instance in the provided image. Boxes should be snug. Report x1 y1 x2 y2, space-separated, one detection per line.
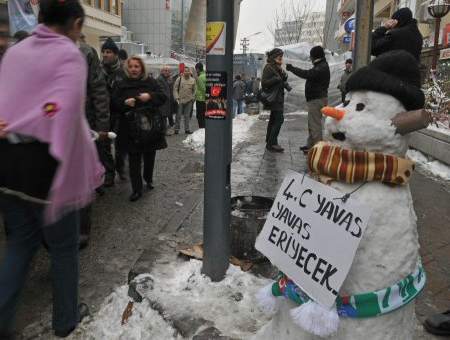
104 0 110 12
94 0 101 9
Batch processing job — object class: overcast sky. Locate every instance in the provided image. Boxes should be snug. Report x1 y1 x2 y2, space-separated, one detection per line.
235 0 326 54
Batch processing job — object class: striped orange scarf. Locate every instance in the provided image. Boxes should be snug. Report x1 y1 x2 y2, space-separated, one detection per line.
308 142 415 185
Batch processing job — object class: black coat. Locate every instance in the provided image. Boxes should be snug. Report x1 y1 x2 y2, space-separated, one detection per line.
261 63 287 111
112 76 168 153
372 20 423 61
287 58 330 102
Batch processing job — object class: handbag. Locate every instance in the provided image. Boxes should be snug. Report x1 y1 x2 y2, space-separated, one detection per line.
257 83 281 106
125 106 165 145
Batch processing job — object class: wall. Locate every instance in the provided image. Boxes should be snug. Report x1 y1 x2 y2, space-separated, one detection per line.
123 0 172 57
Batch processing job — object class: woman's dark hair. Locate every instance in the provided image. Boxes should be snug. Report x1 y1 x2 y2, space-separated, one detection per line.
39 0 85 27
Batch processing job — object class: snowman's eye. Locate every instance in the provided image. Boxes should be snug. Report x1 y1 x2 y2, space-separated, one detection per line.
356 103 366 111
343 100 350 107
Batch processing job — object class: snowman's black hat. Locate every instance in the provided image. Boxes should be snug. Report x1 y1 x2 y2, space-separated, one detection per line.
345 50 424 111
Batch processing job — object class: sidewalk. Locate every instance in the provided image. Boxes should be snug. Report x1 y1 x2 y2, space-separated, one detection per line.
74 114 450 339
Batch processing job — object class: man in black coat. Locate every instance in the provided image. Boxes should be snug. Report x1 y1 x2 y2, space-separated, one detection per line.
372 7 423 61
286 46 330 153
101 38 127 184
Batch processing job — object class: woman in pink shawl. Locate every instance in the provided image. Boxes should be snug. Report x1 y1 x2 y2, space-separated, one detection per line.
0 0 103 337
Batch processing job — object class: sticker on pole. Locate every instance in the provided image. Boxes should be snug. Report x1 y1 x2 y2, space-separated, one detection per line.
255 171 372 307
206 71 227 119
206 22 226 55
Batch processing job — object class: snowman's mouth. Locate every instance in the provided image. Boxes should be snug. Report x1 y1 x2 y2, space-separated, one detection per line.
332 132 346 141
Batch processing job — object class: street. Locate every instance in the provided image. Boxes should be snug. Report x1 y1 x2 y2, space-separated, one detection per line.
2 113 448 339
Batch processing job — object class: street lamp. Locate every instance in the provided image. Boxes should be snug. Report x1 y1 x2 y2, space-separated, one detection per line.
428 0 450 71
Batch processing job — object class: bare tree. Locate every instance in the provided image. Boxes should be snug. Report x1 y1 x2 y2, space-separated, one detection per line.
268 0 324 47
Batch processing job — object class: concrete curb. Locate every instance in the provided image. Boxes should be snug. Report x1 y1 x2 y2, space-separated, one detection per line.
410 129 450 165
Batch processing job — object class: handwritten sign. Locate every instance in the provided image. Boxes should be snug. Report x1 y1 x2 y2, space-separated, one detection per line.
255 170 372 307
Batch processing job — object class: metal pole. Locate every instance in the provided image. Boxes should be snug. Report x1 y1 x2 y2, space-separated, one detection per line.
431 17 441 71
181 0 185 54
353 0 374 71
202 0 234 281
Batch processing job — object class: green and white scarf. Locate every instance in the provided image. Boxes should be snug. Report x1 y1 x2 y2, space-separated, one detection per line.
272 263 426 318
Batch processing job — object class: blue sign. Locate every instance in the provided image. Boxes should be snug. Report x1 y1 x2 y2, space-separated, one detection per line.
343 35 351 44
344 18 355 34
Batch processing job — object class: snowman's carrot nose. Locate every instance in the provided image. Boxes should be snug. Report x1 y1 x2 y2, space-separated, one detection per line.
321 106 345 121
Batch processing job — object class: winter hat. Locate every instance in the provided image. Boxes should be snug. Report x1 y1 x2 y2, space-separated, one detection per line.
101 38 119 54
267 48 284 60
118 49 128 61
391 7 413 27
310 46 325 60
345 50 425 111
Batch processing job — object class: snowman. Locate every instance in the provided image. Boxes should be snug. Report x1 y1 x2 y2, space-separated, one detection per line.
254 50 430 340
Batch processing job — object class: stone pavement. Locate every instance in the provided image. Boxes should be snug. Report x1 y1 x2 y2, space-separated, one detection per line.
2 113 448 339
0 122 206 339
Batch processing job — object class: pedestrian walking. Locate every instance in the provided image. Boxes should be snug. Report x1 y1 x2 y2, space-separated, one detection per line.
338 58 352 104
157 66 175 135
101 37 127 184
372 7 423 61
79 39 111 248
232 74 246 116
261 48 288 153
0 0 102 337
112 56 167 202
195 62 206 129
286 45 330 153
173 68 196 134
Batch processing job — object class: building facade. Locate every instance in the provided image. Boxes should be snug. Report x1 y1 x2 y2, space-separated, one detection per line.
275 12 325 47
122 0 172 57
81 0 123 51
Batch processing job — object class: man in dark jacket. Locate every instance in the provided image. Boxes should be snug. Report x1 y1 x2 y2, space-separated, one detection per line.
157 66 175 135
372 7 423 61
101 38 127 184
79 40 112 248
286 46 330 153
338 58 353 104
232 74 246 116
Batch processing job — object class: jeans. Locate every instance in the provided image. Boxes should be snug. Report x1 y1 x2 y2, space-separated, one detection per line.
233 99 245 117
0 196 79 334
128 150 156 193
196 101 206 129
266 110 284 147
306 98 327 148
175 101 193 132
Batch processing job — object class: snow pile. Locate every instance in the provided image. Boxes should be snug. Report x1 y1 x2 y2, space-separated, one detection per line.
74 260 272 340
407 149 450 181
71 286 179 340
183 113 258 153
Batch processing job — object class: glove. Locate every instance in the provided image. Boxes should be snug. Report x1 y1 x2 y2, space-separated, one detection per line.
286 64 294 72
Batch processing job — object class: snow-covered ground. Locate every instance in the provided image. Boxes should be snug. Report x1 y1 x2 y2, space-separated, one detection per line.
407 149 450 181
183 113 258 153
72 260 271 340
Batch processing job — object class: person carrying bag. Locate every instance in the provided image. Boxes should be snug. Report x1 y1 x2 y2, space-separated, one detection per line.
112 56 167 202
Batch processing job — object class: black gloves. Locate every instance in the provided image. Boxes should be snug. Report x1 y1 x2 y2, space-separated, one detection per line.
286 64 294 72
